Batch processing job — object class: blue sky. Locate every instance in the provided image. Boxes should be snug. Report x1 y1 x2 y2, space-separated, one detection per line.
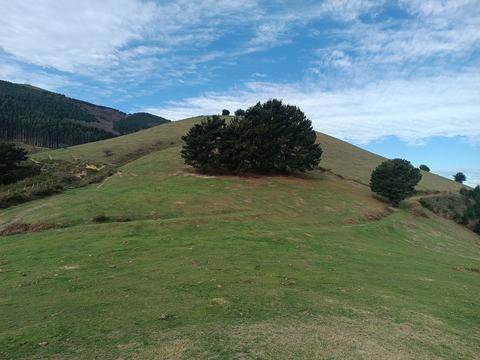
0 0 479 186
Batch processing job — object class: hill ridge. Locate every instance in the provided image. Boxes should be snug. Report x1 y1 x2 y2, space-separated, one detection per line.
0 79 170 148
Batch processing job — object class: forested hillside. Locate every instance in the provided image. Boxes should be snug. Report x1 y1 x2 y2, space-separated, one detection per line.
0 80 169 148
113 112 170 135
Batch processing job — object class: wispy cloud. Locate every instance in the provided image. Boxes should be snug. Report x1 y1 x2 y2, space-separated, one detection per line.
146 68 480 144
0 0 158 73
0 59 74 91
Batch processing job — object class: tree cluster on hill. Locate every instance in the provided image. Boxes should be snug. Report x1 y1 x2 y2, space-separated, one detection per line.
370 159 423 206
113 112 169 135
419 164 430 172
182 100 322 174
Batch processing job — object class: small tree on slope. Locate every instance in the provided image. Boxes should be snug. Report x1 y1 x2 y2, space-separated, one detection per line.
0 143 29 185
453 172 467 184
370 159 422 206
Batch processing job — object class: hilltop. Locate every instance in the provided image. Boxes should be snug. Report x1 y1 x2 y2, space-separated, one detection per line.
0 118 478 359
0 80 169 148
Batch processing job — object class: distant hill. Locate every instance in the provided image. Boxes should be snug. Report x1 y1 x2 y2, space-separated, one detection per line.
0 80 169 148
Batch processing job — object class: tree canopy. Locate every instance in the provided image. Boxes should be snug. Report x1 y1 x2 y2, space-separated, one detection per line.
370 159 422 206
419 164 430 172
181 100 322 174
0 143 35 185
453 172 467 183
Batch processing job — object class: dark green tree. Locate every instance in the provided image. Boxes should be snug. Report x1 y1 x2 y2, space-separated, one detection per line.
236 100 322 173
181 116 227 173
222 109 230 116
474 222 480 235
453 172 466 183
370 159 422 206
0 143 30 184
181 100 322 174
419 164 430 172
234 109 245 116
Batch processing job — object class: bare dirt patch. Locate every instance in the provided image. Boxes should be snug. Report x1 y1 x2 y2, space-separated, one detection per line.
179 169 309 185
363 208 393 222
453 267 480 274
0 222 60 236
410 204 429 218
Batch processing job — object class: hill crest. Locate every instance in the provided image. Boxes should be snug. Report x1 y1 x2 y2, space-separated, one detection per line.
0 80 170 148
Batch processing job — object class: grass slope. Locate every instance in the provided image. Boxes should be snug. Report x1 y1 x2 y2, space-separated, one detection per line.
0 118 478 359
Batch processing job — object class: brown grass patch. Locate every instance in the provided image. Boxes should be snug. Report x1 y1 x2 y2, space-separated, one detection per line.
344 218 360 225
453 266 480 274
363 208 392 222
215 315 471 360
180 169 308 185
0 222 60 236
410 204 429 218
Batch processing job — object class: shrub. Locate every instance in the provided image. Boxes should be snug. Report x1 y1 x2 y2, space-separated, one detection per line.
234 109 245 116
453 172 466 183
370 159 422 206
0 143 36 185
474 222 480 235
181 100 322 174
419 164 430 172
92 214 110 223
103 149 113 157
222 109 230 116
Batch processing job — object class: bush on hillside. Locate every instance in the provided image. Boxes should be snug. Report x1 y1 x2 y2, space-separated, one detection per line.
370 159 422 206
474 222 480 235
181 100 322 174
234 109 245 116
419 164 430 172
454 172 466 183
222 109 230 116
0 143 39 185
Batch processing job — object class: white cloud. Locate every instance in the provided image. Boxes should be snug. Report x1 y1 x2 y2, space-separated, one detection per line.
0 0 157 72
350 0 478 64
0 0 258 75
146 69 480 144
0 61 74 91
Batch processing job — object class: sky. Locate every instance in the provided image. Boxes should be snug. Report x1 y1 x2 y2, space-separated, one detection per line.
0 0 478 186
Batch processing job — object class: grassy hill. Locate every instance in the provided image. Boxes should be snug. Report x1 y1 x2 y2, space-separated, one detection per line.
0 118 478 359
0 80 169 148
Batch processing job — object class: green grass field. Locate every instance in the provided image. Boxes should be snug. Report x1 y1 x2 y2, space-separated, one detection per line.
0 119 478 359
